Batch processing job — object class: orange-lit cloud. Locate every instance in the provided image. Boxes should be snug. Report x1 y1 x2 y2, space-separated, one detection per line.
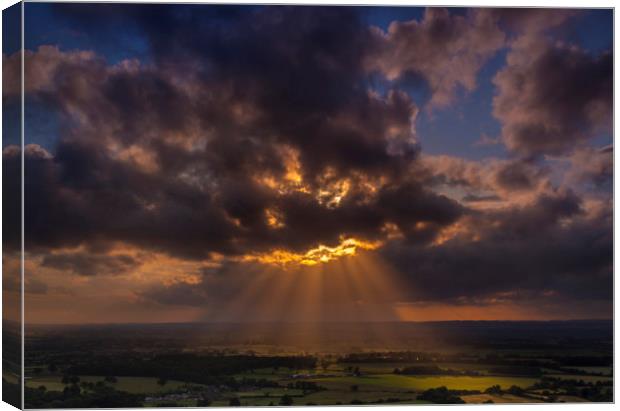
244 237 382 267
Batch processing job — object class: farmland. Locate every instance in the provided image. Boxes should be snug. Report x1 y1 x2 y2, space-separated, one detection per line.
12 320 613 407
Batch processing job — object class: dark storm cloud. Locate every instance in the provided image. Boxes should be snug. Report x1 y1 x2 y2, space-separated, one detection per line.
493 159 548 191
9 140 463 259
382 190 612 303
11 141 240 259
5 6 477 264
493 35 612 157
137 261 265 308
461 194 501 203
138 189 611 309
41 252 141 276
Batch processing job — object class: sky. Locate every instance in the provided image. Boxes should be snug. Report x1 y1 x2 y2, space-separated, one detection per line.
2 4 613 324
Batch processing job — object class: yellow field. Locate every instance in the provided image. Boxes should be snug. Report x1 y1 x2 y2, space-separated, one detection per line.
310 374 539 392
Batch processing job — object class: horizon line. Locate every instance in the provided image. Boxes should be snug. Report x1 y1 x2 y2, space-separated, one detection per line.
9 318 613 327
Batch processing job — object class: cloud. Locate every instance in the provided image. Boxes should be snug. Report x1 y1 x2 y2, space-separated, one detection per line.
7 13 463 262
382 189 611 303
493 36 612 157
461 194 501 203
137 189 611 315
3 45 100 97
137 281 208 307
489 8 577 36
41 252 142 276
368 8 505 108
420 154 551 200
25 278 49 295
564 145 613 187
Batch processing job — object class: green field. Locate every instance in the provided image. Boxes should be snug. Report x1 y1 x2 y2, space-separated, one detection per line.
26 376 191 394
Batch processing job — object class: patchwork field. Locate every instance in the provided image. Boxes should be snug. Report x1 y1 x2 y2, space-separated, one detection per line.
18 320 613 407
26 376 191 394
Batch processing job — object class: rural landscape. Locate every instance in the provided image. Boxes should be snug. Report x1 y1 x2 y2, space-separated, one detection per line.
2 320 613 407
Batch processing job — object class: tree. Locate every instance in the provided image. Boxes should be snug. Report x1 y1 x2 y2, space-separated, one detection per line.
350 385 359 392
507 385 524 396
157 377 168 386
63 384 80 396
48 363 58 373
62 375 80 385
417 387 465 404
485 385 502 395
229 397 241 406
156 402 178 407
279 395 294 406
320 359 330 371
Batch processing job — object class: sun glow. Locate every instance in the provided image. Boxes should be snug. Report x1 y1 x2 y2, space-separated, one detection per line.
317 179 351 208
265 208 285 228
204 246 408 328
245 237 382 267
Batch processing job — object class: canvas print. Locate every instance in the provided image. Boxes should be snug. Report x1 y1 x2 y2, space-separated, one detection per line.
2 3 614 408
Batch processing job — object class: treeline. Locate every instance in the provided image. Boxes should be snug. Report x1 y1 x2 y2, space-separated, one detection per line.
416 387 471 404
556 367 612 377
338 351 611 370
487 366 542 377
24 384 143 408
532 376 612 402
66 354 317 385
285 381 325 392
339 352 437 363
